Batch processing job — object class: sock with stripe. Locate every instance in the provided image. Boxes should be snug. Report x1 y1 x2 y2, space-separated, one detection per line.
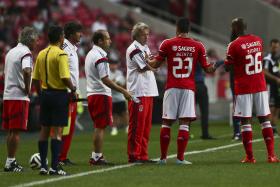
261 121 275 157
241 124 253 159
177 124 190 161
160 125 171 160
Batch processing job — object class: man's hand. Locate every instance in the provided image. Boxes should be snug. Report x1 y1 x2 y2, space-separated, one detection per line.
69 87 78 101
122 90 133 101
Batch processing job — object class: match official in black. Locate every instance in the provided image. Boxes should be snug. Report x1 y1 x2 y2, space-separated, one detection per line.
33 25 76 176
195 63 214 139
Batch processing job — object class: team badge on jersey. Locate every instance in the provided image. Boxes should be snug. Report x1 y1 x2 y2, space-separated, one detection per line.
139 105 143 112
172 46 178 51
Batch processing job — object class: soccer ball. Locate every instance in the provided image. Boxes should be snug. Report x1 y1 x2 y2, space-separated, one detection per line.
29 153 48 170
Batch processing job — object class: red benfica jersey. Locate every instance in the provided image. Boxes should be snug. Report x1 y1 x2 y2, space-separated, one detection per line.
225 34 266 95
155 37 210 91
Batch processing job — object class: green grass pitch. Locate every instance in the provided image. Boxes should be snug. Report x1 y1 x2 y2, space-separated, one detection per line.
0 121 280 187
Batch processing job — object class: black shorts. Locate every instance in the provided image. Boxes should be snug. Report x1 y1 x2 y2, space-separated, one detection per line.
269 85 280 108
113 101 126 115
40 89 69 127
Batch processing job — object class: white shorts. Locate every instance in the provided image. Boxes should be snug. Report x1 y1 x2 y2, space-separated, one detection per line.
162 88 196 120
233 91 270 118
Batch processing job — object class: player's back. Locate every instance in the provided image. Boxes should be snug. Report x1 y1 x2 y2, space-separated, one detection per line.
4 43 31 100
228 34 266 94
160 37 209 91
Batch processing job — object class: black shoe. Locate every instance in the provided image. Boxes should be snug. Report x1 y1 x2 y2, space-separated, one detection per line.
129 159 157 164
89 156 114 166
201 135 216 140
4 160 23 172
232 133 241 141
48 167 68 176
128 159 143 164
140 159 158 164
59 158 76 166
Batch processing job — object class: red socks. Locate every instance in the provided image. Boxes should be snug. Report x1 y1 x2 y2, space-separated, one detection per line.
177 125 189 161
241 124 253 159
160 125 171 160
261 121 275 157
160 124 190 161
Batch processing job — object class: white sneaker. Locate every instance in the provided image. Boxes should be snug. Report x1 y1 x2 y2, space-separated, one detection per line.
110 127 118 136
176 159 192 165
157 159 167 165
125 126 129 134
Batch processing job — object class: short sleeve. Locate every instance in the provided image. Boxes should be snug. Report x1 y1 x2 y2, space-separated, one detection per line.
21 54 33 69
155 40 168 61
199 43 211 68
132 53 147 69
58 53 71 79
95 57 110 79
130 49 146 69
224 42 235 65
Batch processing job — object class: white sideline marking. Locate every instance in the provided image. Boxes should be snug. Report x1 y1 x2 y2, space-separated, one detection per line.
10 137 267 187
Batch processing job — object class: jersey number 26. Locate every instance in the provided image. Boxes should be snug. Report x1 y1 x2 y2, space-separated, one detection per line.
245 52 262 75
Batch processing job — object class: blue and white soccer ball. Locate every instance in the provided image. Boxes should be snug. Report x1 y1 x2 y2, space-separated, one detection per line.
29 153 48 170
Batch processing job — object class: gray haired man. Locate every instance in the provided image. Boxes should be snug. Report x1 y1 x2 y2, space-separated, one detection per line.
2 27 38 172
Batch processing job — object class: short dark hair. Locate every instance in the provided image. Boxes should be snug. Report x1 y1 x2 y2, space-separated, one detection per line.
64 22 82 39
92 30 105 45
48 25 64 44
176 17 190 33
270 38 280 46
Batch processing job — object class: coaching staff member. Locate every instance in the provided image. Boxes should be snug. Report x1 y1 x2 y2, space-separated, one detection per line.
59 21 82 166
3 27 38 172
33 25 76 175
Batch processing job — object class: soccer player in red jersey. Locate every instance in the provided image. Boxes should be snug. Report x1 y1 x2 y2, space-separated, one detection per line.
148 17 217 164
225 18 279 163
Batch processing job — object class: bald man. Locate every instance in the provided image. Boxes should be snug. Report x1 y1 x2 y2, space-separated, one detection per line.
225 18 279 163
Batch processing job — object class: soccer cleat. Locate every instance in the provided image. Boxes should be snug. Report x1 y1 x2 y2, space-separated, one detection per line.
232 133 241 141
48 167 67 176
39 168 48 175
157 159 167 165
176 159 192 165
4 160 23 172
59 158 76 166
140 159 158 163
128 159 144 164
241 157 256 163
268 156 280 163
110 127 118 136
125 126 129 134
89 156 113 166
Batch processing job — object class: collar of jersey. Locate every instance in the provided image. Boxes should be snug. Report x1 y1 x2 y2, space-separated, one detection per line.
92 45 107 57
133 40 147 50
64 39 78 52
